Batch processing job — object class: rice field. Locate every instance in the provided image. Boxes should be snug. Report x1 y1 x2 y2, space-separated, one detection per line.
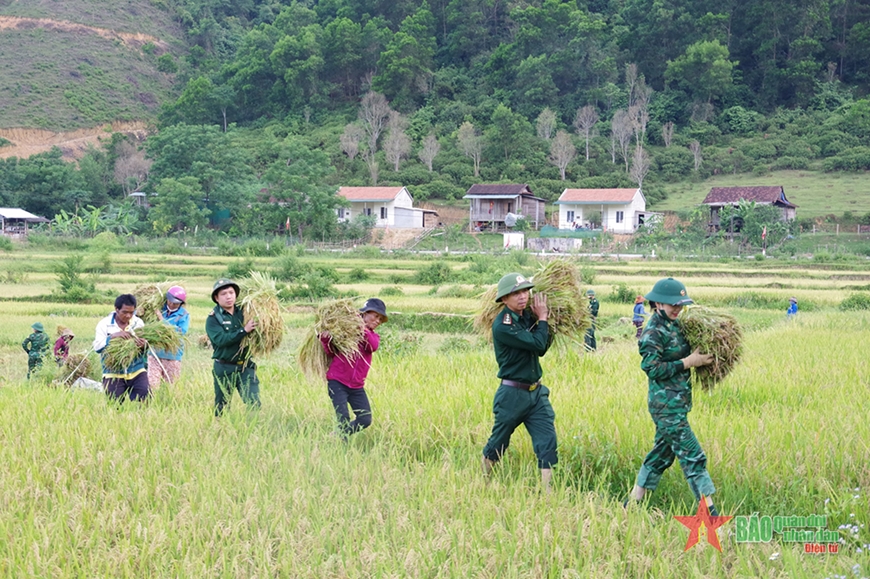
0 246 868 578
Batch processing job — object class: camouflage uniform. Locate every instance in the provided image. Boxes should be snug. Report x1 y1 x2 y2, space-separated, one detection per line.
22 326 49 379
482 306 558 470
634 310 715 501
584 294 599 351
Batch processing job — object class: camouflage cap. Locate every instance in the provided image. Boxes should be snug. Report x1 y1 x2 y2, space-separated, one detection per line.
496 273 534 302
645 277 693 306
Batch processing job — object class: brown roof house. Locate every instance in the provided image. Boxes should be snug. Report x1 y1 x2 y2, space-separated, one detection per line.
555 188 648 233
336 187 437 228
463 184 546 230
702 186 797 229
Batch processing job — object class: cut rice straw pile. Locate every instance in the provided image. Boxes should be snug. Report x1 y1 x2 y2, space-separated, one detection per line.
133 281 180 323
102 323 183 370
473 260 591 343
298 298 365 384
678 305 743 390
58 352 93 386
238 272 284 357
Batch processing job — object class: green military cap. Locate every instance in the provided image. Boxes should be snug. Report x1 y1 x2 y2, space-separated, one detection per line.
495 272 534 302
211 278 240 303
31 322 45 332
645 277 693 306
586 289 596 296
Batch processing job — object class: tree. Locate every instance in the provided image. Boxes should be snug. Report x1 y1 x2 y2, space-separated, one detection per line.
384 112 412 171
487 103 533 162
418 133 440 171
536 107 557 141
148 177 211 234
340 123 365 160
457 121 482 177
611 109 634 171
665 40 735 104
573 105 599 160
549 130 576 181
371 3 437 105
629 145 651 191
358 92 393 184
662 121 675 147
689 140 702 171
114 141 152 196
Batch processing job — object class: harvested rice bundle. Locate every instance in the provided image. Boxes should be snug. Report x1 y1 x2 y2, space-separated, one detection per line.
297 298 365 383
473 261 591 342
102 323 183 370
133 281 180 323
238 272 284 357
678 305 743 390
197 334 213 349
56 325 73 337
531 259 591 340
59 352 92 385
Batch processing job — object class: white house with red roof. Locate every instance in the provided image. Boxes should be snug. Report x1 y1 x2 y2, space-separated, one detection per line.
336 186 437 228
555 188 647 233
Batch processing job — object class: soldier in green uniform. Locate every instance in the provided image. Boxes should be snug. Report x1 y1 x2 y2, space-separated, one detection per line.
626 278 719 515
584 289 599 351
482 273 557 492
206 279 259 416
22 322 50 379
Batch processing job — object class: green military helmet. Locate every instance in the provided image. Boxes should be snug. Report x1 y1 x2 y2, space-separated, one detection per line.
495 272 535 302
645 277 693 306
586 289 596 297
211 278 240 303
31 322 45 332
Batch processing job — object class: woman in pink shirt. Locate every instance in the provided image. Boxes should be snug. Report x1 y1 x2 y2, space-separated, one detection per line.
320 298 388 437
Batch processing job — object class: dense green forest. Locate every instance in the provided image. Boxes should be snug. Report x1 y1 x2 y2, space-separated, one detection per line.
3 0 870 240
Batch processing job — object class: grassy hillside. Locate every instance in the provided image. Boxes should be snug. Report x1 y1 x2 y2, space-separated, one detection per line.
0 0 184 129
654 170 870 220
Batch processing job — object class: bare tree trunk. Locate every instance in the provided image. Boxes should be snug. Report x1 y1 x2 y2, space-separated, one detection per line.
662 121 675 147
573 105 599 161
689 140 702 171
549 130 576 181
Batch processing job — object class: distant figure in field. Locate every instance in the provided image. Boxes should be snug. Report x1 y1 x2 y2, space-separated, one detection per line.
584 289 599 351
320 298 388 437
54 327 75 366
22 322 49 379
632 295 648 340
787 297 798 319
94 294 148 402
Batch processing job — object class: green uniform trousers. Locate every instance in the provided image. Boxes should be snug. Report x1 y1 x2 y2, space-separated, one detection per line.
27 355 45 379
483 383 558 469
213 361 260 416
636 413 715 500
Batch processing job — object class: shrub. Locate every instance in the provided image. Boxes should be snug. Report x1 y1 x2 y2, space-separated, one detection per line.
91 231 120 252
53 254 96 301
579 265 596 285
822 146 870 171
0 236 12 251
226 257 256 279
839 293 870 311
282 272 340 300
608 282 637 304
272 254 309 281
438 337 475 354
347 267 370 282
379 286 404 297
415 261 453 285
771 156 810 170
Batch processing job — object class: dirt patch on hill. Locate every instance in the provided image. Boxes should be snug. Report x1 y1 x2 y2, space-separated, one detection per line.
0 15 169 53
0 121 151 160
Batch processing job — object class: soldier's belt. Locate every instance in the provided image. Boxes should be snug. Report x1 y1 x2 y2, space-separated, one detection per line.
501 379 540 392
215 358 245 366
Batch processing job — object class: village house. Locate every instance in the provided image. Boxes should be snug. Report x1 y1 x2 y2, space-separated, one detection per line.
336 187 437 228
701 186 797 230
555 188 648 233
0 208 49 238
463 184 546 230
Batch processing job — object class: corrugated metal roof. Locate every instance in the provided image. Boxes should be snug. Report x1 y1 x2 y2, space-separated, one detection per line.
338 187 405 201
557 188 639 203
465 184 532 196
702 186 796 208
0 207 45 220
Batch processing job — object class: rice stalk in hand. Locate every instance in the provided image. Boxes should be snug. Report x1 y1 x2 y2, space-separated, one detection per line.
473 285 502 338
297 298 365 384
101 323 183 370
678 305 743 390
133 281 180 323
238 272 284 357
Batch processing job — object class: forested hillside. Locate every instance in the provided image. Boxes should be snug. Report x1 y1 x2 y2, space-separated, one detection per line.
3 0 870 240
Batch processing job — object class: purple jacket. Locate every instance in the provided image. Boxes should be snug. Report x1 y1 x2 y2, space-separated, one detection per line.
321 328 380 389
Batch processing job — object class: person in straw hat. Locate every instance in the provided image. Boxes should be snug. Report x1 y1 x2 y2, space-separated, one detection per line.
625 278 720 515
147 285 190 389
22 322 50 379
206 278 259 416
632 295 648 340
786 296 798 319
482 273 557 493
54 327 76 366
320 298 388 437
94 294 148 402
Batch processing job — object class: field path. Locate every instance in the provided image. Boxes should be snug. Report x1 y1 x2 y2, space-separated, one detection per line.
0 121 151 160
0 15 169 52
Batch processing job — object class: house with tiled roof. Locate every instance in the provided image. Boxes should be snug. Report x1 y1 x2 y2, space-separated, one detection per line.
462 184 546 230
555 188 647 233
701 186 797 228
336 187 437 228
